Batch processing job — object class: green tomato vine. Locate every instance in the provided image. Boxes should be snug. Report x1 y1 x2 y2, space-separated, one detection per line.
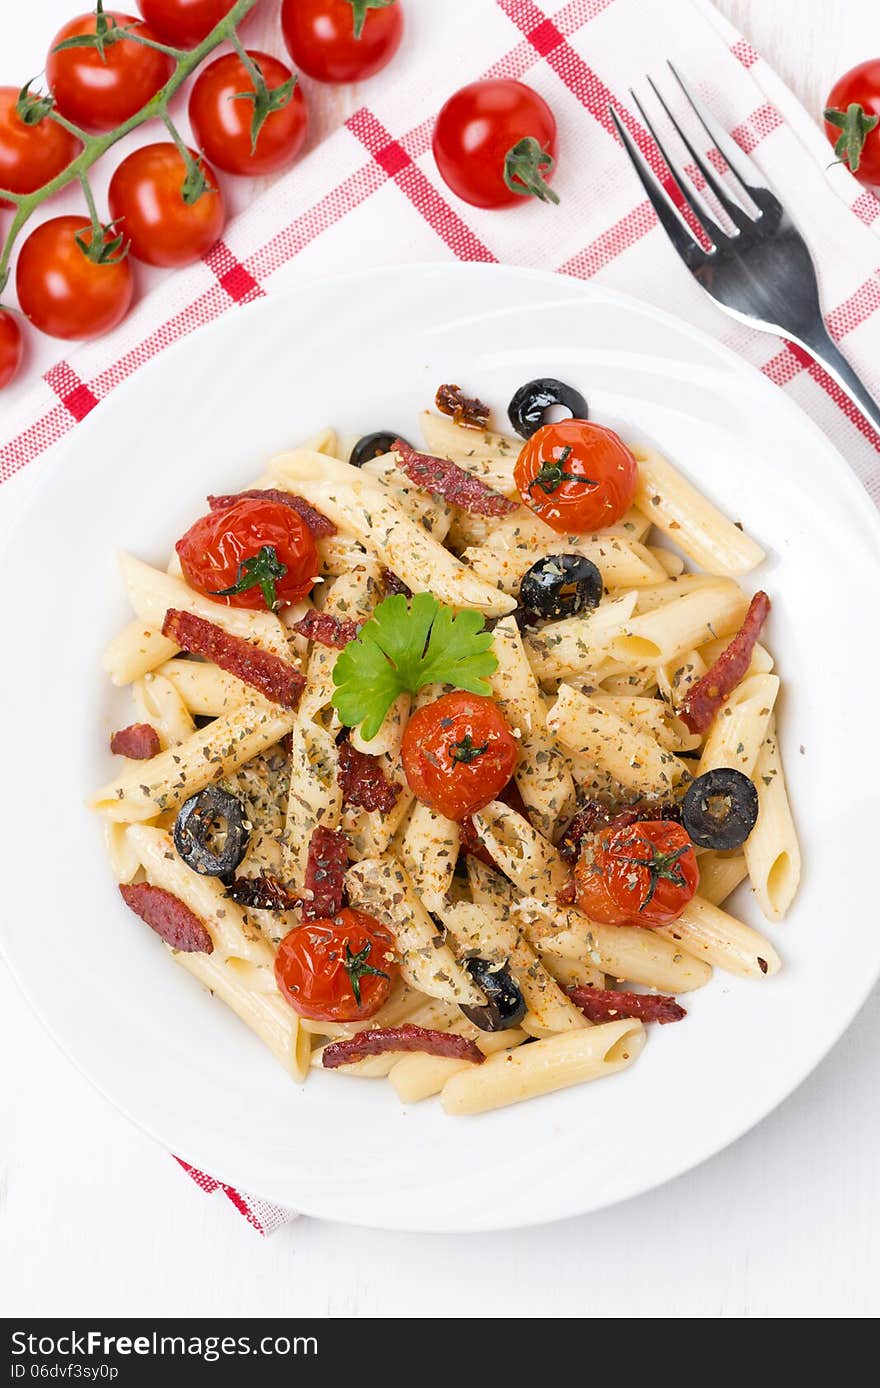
0 0 273 297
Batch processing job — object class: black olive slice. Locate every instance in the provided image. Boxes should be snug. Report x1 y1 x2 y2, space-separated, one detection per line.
173 787 251 878
519 553 603 622
460 958 526 1032
681 768 759 851
349 432 408 468
507 378 589 439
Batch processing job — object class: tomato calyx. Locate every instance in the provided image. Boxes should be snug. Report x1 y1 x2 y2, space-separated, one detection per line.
209 543 288 609
51 3 138 62
15 80 55 127
343 940 390 1007
228 47 297 153
346 0 397 41
450 733 489 765
824 101 880 173
75 216 128 264
612 834 692 914
527 446 595 497
503 135 560 205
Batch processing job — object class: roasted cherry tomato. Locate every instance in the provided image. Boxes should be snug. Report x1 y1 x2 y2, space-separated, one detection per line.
514 419 638 534
275 909 398 1022
433 78 558 209
176 496 318 609
108 143 225 267
574 820 698 928
824 60 880 186
188 50 308 178
401 691 518 821
16 216 133 341
281 0 404 84
137 0 237 47
0 87 81 207
0 310 24 390
46 11 173 133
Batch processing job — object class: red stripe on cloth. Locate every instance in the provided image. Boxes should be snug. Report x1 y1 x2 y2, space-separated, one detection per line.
93 284 236 395
175 1157 221 1194
729 101 783 154
346 108 496 262
558 198 657 277
487 0 615 78
0 401 78 484
219 1183 267 1234
203 240 265 304
851 189 880 226
762 340 880 452
44 362 99 422
731 38 760 68
248 163 388 284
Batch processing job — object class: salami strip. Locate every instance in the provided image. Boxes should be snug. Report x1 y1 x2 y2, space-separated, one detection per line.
226 875 300 911
161 608 305 710
680 591 771 734
299 826 349 924
110 723 161 759
291 609 362 649
568 985 686 1025
322 1023 485 1069
207 488 336 537
337 739 400 814
392 438 518 517
435 383 491 430
119 882 213 953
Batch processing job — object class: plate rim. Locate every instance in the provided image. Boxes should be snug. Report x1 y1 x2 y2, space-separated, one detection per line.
3 261 880 1233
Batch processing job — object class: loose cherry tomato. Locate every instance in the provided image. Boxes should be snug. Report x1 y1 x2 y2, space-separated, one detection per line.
16 216 133 341
176 496 318 609
188 50 308 178
281 0 404 84
574 821 698 928
46 11 173 134
514 419 638 534
0 310 24 390
401 691 518 821
824 60 880 186
275 909 398 1022
137 0 237 47
0 88 81 208
108 143 225 267
433 79 558 210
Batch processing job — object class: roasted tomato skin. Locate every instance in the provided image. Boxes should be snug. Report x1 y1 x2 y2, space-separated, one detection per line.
274 910 398 1023
401 692 518 821
514 419 638 534
176 496 318 609
574 820 699 928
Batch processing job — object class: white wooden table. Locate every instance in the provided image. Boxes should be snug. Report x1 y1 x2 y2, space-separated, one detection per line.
3 0 878 1320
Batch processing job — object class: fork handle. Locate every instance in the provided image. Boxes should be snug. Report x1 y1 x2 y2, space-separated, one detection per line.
795 323 880 438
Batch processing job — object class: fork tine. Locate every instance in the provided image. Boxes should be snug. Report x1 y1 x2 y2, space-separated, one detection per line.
629 89 727 245
667 61 773 200
608 105 708 265
644 76 754 230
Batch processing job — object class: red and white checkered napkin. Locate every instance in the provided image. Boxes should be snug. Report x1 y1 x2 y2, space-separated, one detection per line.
4 0 878 1230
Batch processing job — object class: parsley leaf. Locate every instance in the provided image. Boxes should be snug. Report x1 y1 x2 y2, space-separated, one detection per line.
331 593 497 741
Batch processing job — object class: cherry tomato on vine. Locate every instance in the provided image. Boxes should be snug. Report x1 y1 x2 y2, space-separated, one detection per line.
0 88 81 208
136 0 237 48
176 496 318 609
401 691 519 821
574 821 699 928
188 50 308 177
275 910 398 1023
16 216 133 341
824 60 880 186
46 11 174 134
108 143 225 267
281 0 404 84
514 419 638 534
0 310 24 390
433 79 558 210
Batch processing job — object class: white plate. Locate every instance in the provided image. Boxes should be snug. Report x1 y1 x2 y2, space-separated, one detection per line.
2 264 879 1233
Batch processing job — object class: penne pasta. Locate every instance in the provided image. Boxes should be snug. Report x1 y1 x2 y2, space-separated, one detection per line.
743 716 801 922
547 684 689 796
633 445 765 575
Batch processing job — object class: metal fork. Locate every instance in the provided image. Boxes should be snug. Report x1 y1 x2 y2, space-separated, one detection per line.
610 64 880 436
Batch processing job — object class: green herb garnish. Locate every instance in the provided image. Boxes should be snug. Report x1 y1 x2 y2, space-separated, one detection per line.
210 544 287 610
331 593 497 742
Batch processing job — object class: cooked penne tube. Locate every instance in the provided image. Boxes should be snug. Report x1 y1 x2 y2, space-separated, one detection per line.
132 673 196 748
700 635 774 674
419 409 520 487
156 658 250 716
440 1019 646 1115
361 452 453 539
523 593 639 682
655 895 781 978
633 445 765 574
389 1026 528 1103
743 716 801 922
284 718 343 885
103 620 180 686
698 672 780 777
462 535 664 597
547 684 689 796
656 649 707 710
470 800 569 898
609 581 749 667
695 851 749 907
586 693 700 753
400 801 460 911
267 451 515 615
